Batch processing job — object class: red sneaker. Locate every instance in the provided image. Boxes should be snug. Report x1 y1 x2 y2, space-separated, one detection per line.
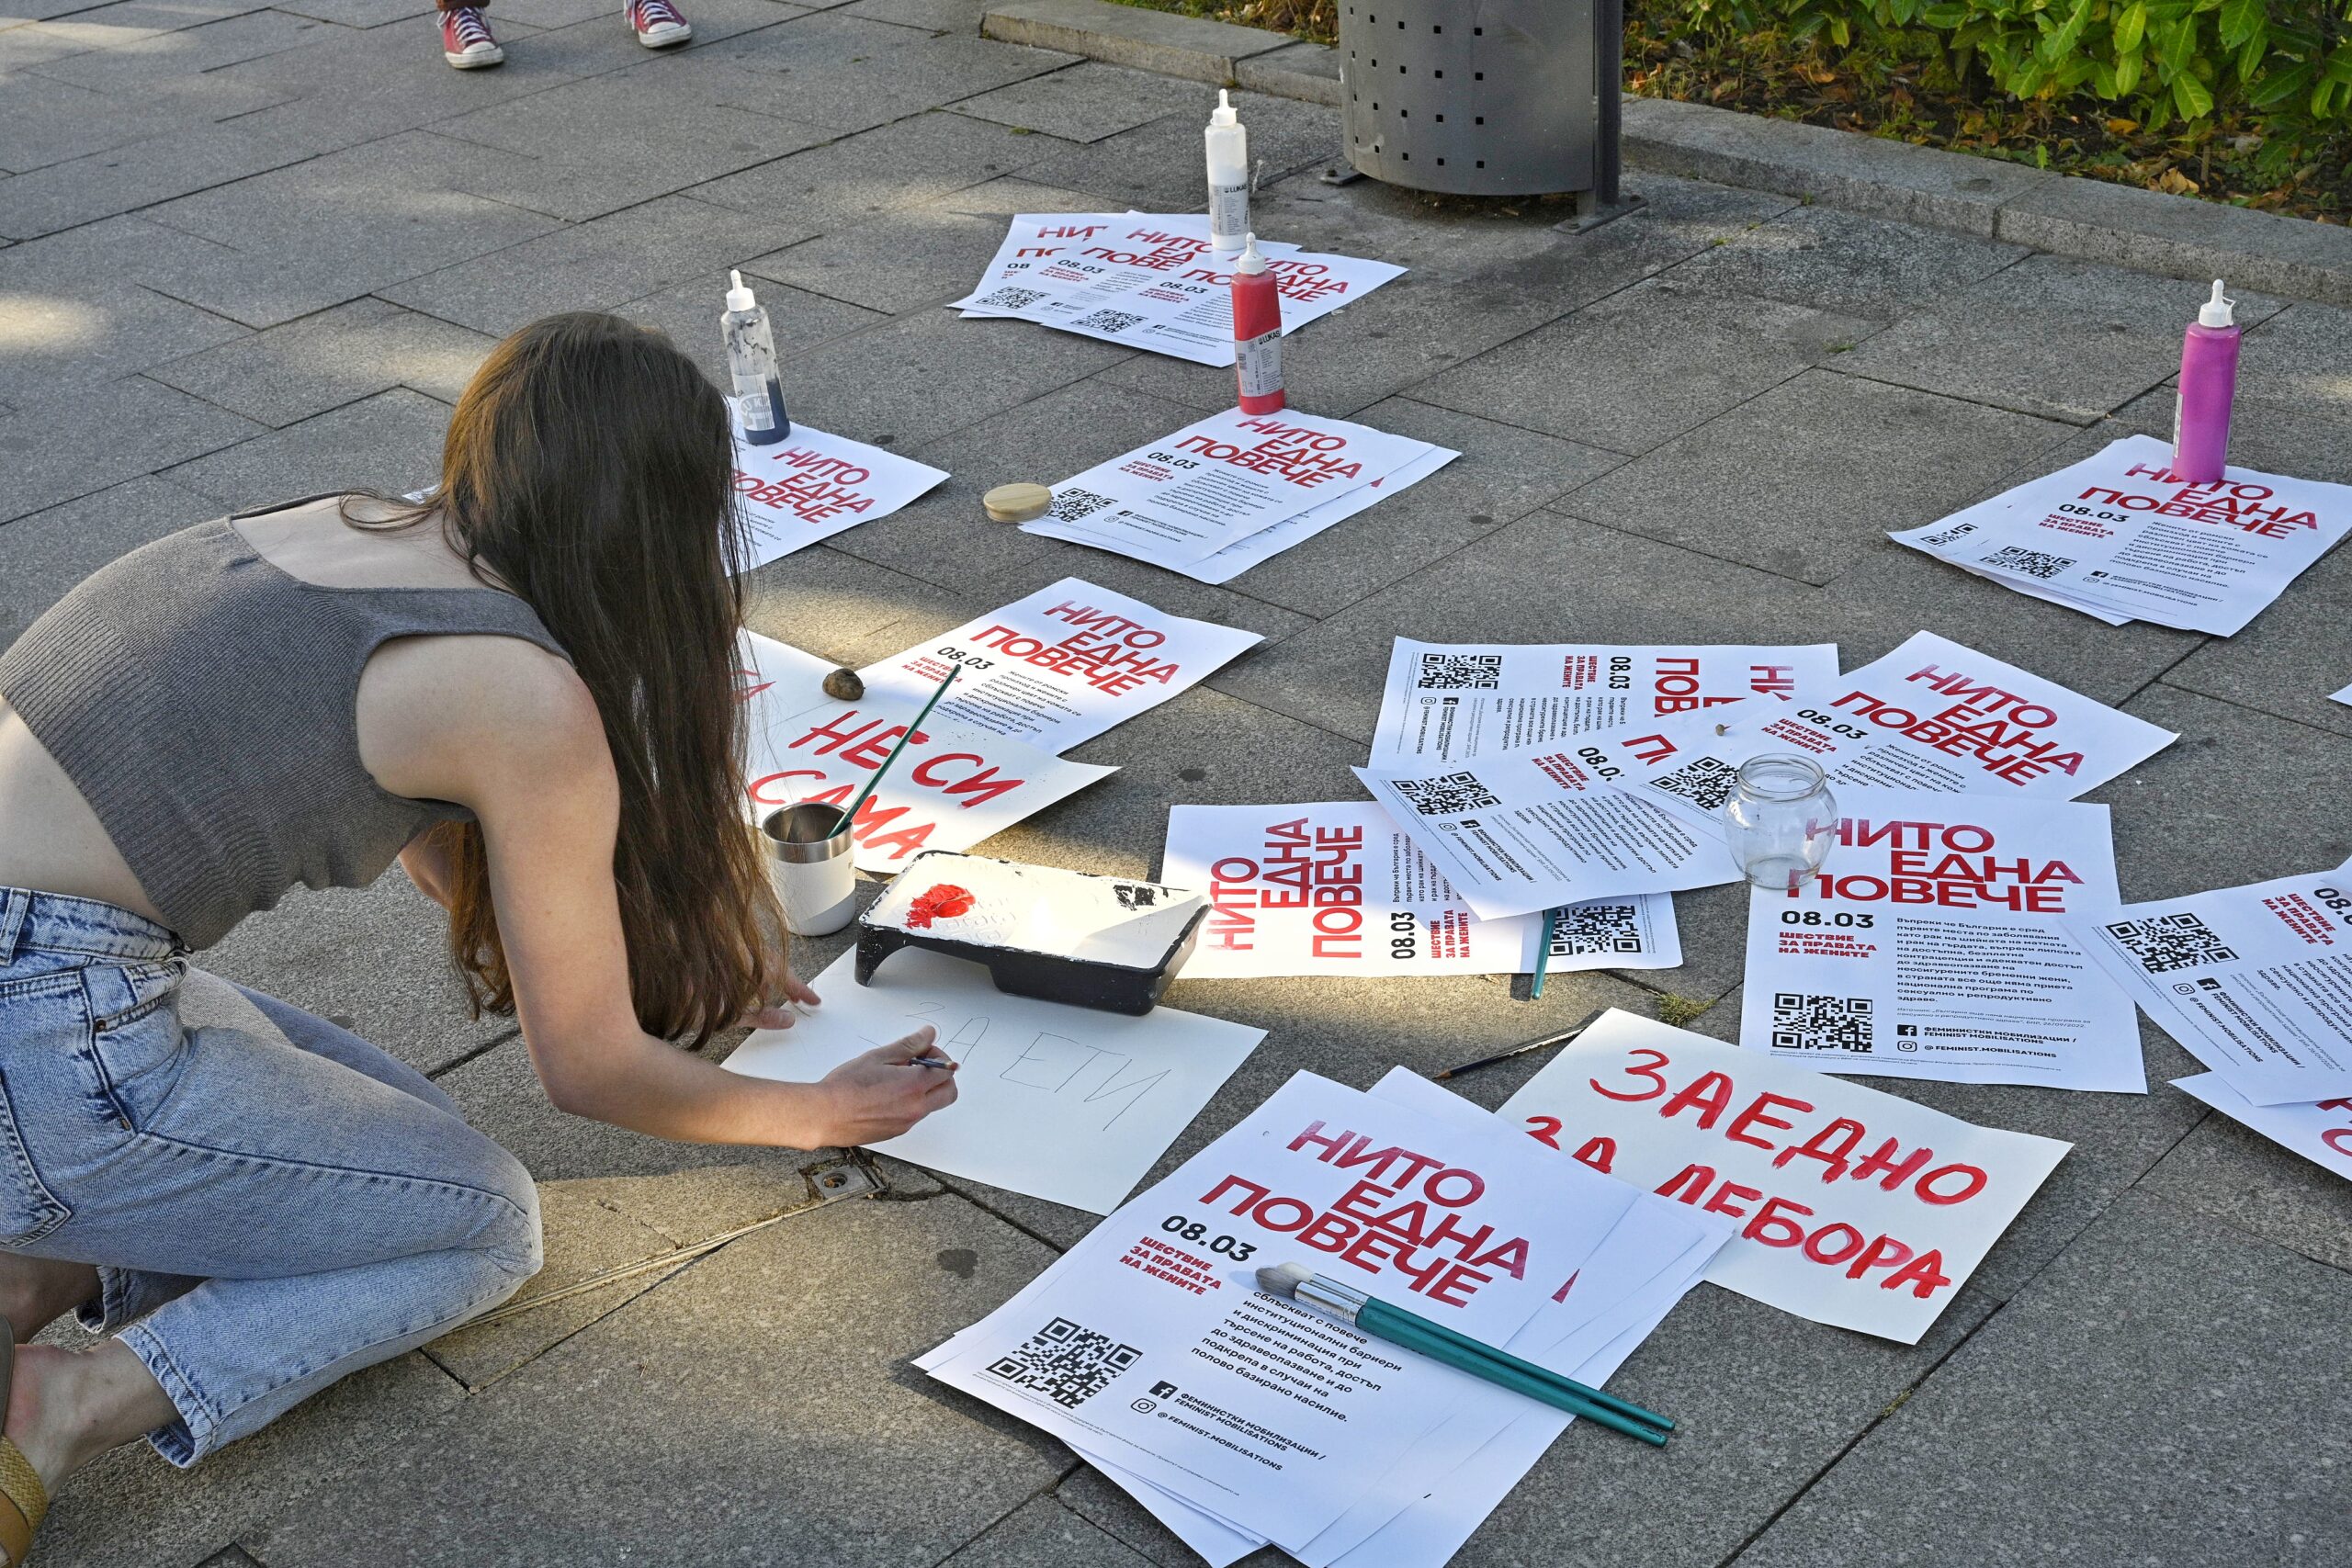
626 0 690 47
440 6 503 67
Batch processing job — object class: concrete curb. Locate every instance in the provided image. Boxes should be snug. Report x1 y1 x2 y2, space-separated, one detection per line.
979 0 2352 307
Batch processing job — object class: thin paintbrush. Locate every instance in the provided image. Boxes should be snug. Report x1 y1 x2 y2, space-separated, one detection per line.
1433 1009 1602 1081
820 666 959 836
1255 1262 1673 1444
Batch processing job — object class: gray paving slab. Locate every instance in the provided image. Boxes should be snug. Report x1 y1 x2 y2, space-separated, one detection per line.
157 385 450 504
841 0 988 27
144 295 497 427
818 374 1202 591
944 1496 1154 1568
783 300 1130 451
948 58 1197 143
33 1351 463 1568
2138 1096 2352 1273
1834 254 2290 425
1554 368 2077 585
244 1194 1075 1568
1666 201 2029 320
740 538 975 665
742 203 1013 313
690 107 1068 227
130 138 567 328
378 193 809 338
685 8 1074 133
1013 85 1338 211
2110 378 2352 484
201 869 518 1075
0 265 247 399
615 266 883 388
0 119 318 241
0 66 288 174
422 72 831 221
2156 517 2352 740
0 474 224 647
26 5 334 85
1736 1191 2352 1568
1412 276 1881 457
963 536 1314 651
1066 1278 1999 1568
266 0 431 24
0 372 262 524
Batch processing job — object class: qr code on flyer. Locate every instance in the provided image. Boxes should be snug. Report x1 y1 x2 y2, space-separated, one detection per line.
2105 912 2239 974
1393 771 1501 816
1416 652 1504 691
1771 993 1874 1054
1983 545 2077 580
1648 756 1741 812
1917 521 1979 547
1046 488 1118 523
1070 309 1147 334
972 286 1047 310
984 1318 1142 1409
1550 903 1645 956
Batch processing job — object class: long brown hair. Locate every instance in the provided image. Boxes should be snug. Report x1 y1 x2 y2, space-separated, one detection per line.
357 311 784 1045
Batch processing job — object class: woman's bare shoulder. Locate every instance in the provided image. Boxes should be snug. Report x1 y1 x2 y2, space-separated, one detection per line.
358 632 613 811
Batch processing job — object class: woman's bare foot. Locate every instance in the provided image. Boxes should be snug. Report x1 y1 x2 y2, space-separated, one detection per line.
0 1258 97 1343
5 1342 177 1492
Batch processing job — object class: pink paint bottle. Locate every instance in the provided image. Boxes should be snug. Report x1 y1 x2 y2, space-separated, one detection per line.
2173 279 2239 483
1231 232 1284 414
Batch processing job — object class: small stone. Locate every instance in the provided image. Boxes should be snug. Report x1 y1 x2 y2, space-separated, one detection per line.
822 668 864 701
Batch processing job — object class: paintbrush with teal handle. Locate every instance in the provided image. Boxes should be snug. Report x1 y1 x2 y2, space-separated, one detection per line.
1255 1262 1672 1446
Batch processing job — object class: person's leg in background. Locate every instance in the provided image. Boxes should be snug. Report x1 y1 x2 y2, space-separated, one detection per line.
437 0 502 70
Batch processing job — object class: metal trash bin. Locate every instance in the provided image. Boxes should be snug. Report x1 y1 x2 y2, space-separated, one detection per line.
1338 0 1624 214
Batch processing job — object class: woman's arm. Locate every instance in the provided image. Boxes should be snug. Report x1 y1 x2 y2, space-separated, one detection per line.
399 829 456 909
371 637 954 1149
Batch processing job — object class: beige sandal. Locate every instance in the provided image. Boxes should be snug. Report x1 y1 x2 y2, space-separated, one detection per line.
0 1324 47 1566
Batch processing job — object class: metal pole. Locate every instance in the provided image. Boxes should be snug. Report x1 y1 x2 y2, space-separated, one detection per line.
1596 0 1623 208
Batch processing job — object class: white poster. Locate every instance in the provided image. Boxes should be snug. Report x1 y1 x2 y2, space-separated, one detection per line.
1890 435 2352 634
2074 866 2352 1105
857 578 1260 753
725 949 1262 1213
921 1072 1639 1551
734 627 834 721
1372 639 1841 762
2334 682 2352 707
2174 1073 2352 1183
1622 630 2176 840
1739 784 2140 1092
1164 802 1679 979
1179 444 1460 586
743 694 1114 874
1352 716 1744 920
1498 1010 2071 1342
953 213 1405 367
730 425 947 567
1023 408 1436 569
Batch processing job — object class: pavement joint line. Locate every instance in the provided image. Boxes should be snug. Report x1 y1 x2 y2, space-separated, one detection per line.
424 1024 523 1081
927 1174 1074 1252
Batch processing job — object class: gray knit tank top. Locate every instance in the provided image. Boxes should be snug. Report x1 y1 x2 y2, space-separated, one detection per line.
0 497 571 950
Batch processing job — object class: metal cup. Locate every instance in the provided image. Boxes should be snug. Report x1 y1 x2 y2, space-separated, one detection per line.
758 801 857 937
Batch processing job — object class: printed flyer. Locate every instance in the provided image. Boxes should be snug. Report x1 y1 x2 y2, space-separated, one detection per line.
2075 865 2352 1105
1622 630 2176 840
741 693 1114 874
734 627 833 721
1179 444 1461 586
1371 639 1840 761
1353 705 1750 920
729 424 947 568
1890 435 2352 634
1024 408 1437 569
953 213 1405 367
1499 1010 2072 1342
2174 1074 2352 1184
1164 802 1680 979
919 1072 1639 1551
858 578 1261 753
1739 785 2141 1092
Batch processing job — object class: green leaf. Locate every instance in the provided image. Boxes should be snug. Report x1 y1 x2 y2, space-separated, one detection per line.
2247 59 2315 107
2113 0 2148 51
2214 0 2261 49
2039 0 2094 61
2173 67 2214 118
2158 14 2196 78
2116 45 2143 92
2325 46 2352 85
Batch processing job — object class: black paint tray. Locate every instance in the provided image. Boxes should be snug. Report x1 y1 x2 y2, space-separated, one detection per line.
854 851 1208 1015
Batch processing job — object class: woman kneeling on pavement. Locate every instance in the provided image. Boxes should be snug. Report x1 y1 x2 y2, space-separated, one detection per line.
0 311 956 1564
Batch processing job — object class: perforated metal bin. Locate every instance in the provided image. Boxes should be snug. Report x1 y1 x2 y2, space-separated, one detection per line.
1339 0 1623 209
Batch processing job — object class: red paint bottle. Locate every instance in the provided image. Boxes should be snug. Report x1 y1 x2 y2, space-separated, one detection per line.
1231 232 1284 414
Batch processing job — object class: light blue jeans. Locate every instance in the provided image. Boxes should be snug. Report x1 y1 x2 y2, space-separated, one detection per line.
0 887 542 1464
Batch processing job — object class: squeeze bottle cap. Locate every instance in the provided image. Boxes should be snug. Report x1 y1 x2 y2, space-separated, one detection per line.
1210 88 1238 127
1236 232 1267 275
2199 278 2233 328
726 268 757 312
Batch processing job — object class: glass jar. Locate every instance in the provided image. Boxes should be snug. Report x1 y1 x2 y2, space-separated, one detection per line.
1723 754 1837 892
